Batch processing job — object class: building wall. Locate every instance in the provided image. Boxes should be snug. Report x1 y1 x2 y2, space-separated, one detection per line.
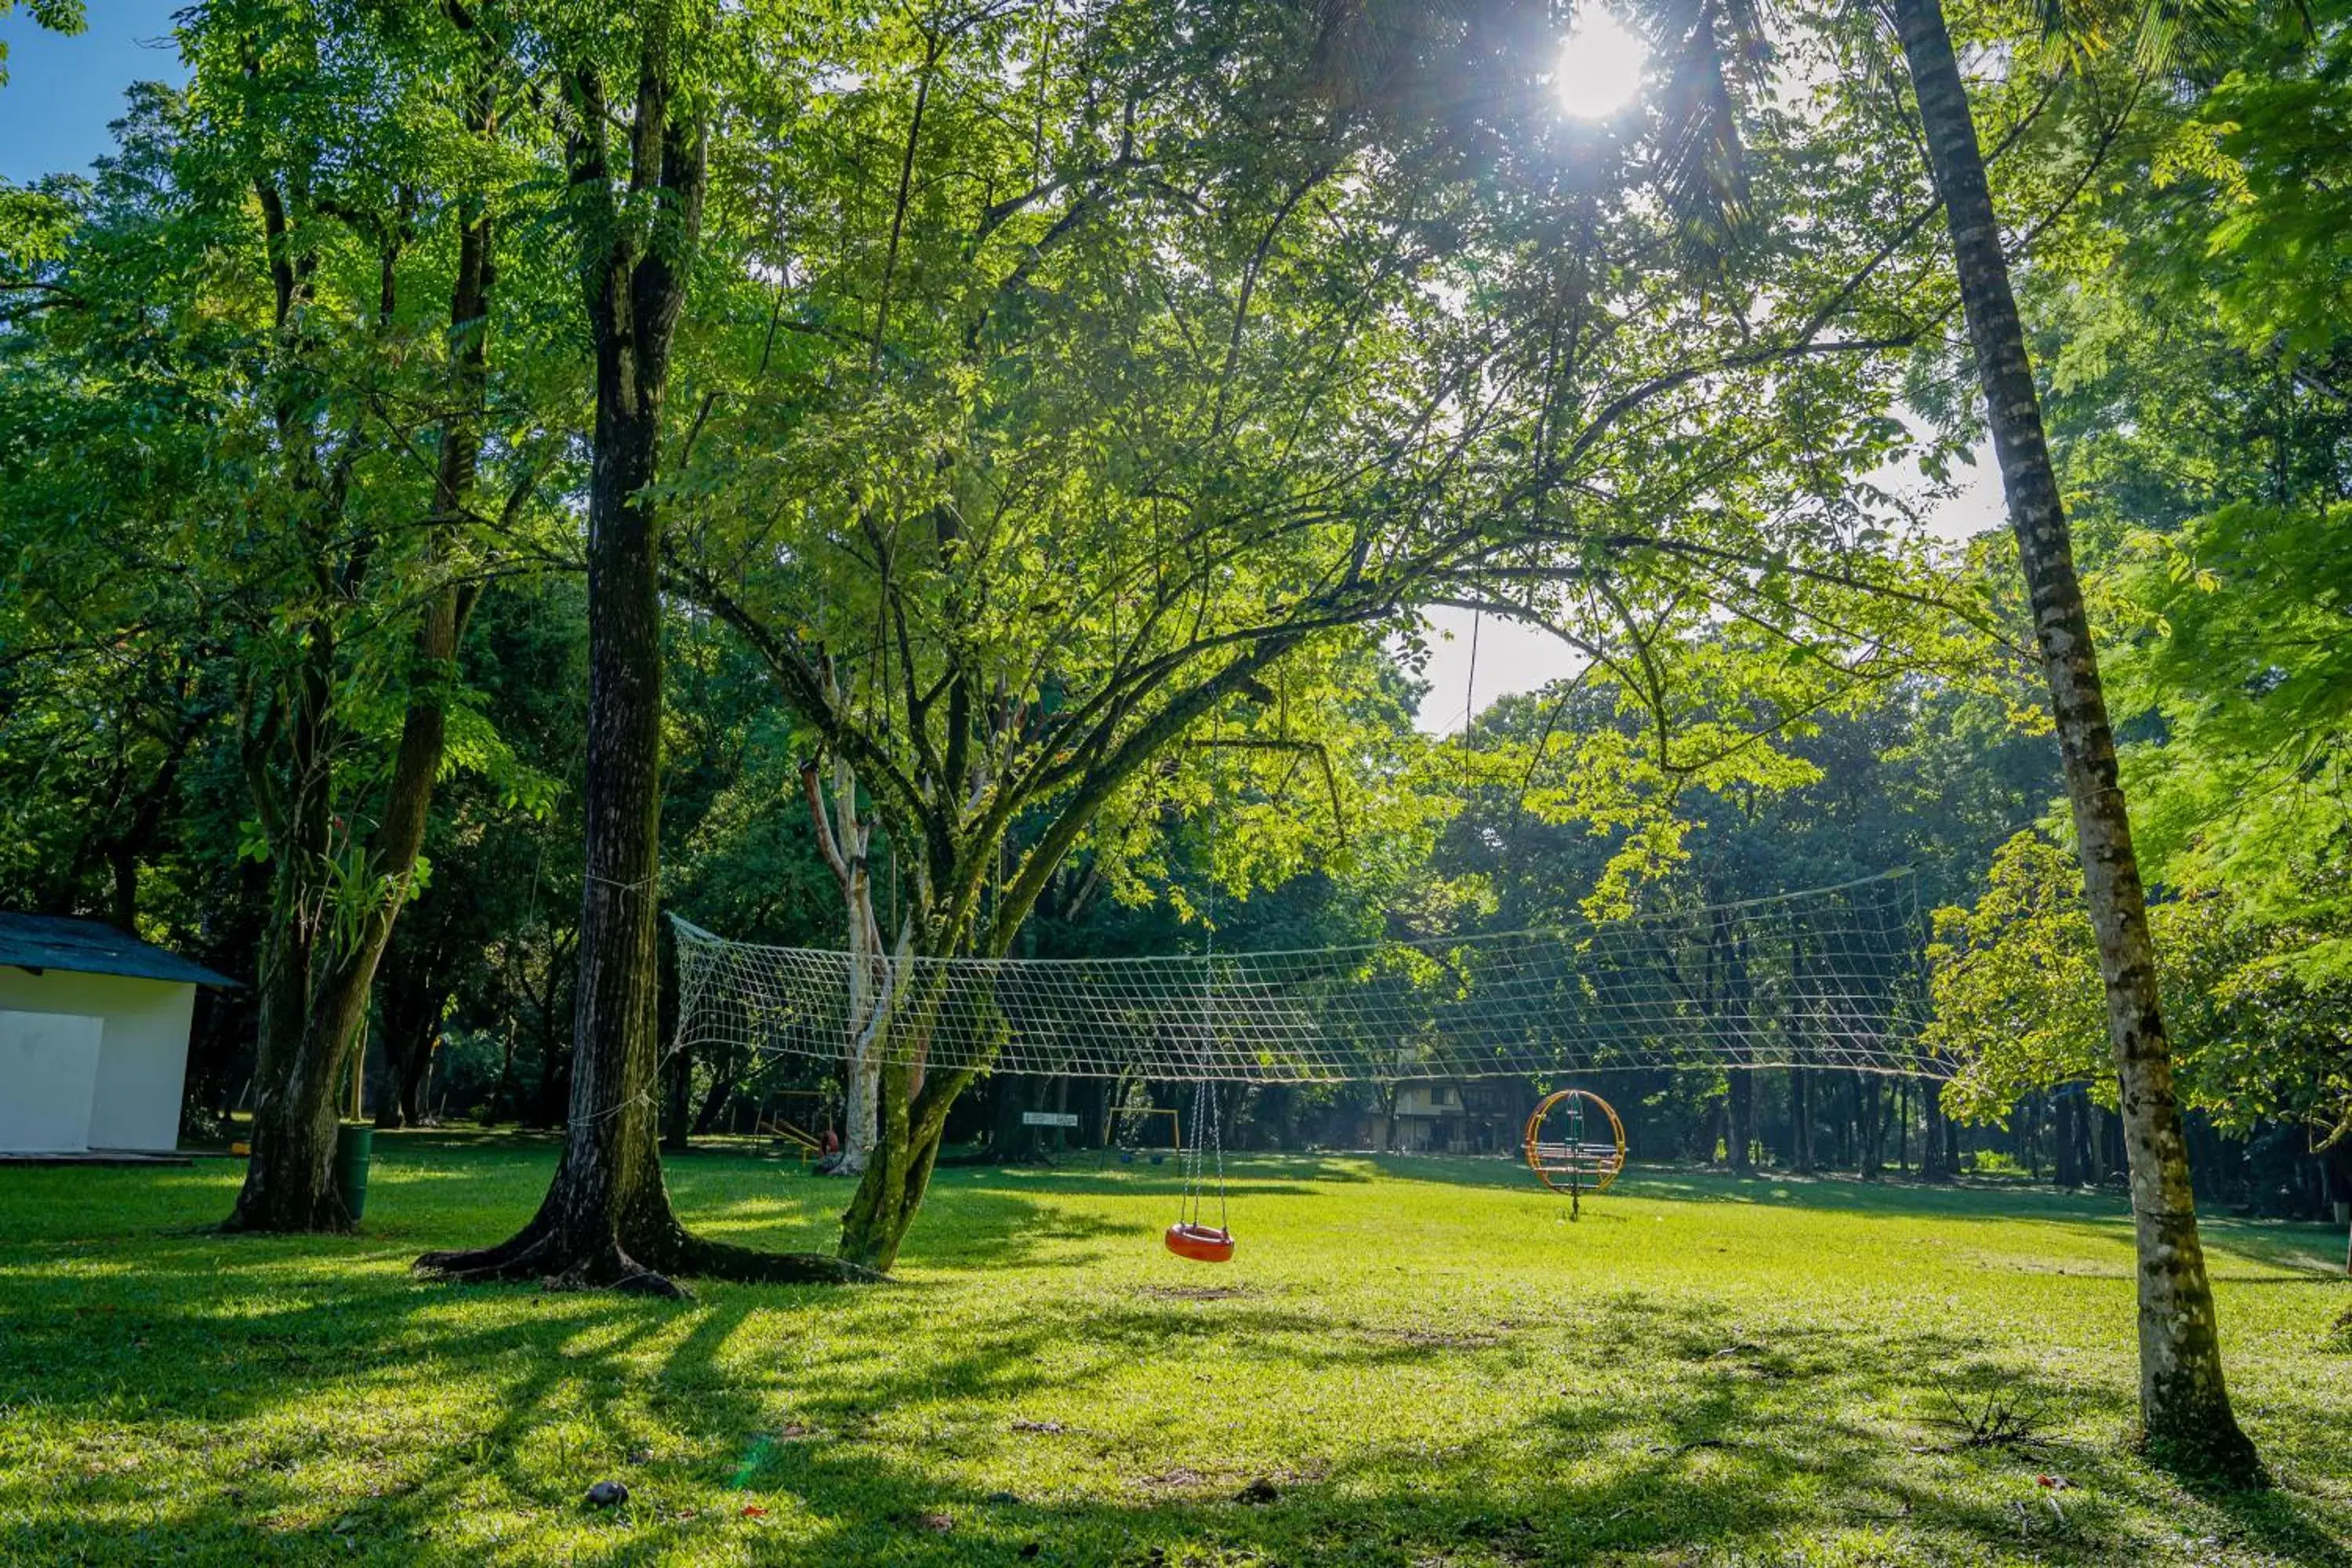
0 1010 106 1152
0 970 194 1152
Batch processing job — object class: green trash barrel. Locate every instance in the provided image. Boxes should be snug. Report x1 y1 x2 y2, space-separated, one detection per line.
334 1123 374 1223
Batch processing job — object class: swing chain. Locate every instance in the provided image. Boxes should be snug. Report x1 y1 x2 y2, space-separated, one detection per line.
1179 1076 1228 1233
1171 845 1229 1240
1182 1079 1203 1226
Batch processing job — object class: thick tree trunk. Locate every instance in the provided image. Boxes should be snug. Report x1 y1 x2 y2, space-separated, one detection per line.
416 37 867 1294
1893 0 2258 1479
227 627 344 1232
839 1061 978 1272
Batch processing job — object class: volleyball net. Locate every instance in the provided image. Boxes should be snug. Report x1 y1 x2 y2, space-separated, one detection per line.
671 870 1936 1087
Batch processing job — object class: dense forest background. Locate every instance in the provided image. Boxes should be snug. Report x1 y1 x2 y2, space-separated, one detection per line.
2 0 2345 1224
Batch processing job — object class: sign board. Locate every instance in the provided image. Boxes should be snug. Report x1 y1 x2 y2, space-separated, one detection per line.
1020 1110 1080 1128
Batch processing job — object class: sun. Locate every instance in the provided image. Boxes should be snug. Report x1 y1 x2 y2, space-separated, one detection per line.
1554 9 1649 119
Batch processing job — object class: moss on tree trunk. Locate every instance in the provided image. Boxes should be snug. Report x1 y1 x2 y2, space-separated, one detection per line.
1891 0 2260 1482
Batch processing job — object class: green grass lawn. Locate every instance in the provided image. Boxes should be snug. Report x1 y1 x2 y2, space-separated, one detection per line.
2 1135 2347 1566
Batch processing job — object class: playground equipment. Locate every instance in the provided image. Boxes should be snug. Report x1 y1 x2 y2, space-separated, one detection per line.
1165 1079 1233 1262
1523 1087 1626 1218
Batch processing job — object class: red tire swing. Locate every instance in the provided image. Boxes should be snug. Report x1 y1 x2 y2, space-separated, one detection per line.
1166 1075 1235 1262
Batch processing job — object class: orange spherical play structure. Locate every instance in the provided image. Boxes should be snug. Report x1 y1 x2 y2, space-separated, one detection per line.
1523 1087 1627 1206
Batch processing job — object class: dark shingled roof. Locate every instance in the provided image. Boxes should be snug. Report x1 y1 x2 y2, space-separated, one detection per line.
0 913 238 988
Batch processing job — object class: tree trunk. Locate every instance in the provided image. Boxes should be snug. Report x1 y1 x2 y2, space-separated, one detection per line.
378 974 448 1131
661 1049 694 1152
837 967 994 1269
227 111 497 1231
528 938 572 1127
1790 1069 1813 1173
2055 1089 2082 1189
1920 1078 1951 1183
1892 0 2258 1478
415 31 866 1294
805 754 887 1175
1835 1076 1855 1167
660 923 691 1152
840 1061 979 1272
532 1017 570 1125
1857 1073 1883 1181
691 1058 740 1134
225 626 343 1232
1726 1071 1755 1176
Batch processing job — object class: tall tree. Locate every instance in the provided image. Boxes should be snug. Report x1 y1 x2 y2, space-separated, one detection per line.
227 2 519 1231
416 2 869 1292
1886 0 2257 1475
656 0 1952 1270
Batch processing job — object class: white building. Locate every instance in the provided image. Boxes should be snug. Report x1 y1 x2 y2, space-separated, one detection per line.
0 913 234 1156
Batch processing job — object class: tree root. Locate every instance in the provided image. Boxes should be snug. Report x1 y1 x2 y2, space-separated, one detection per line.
2138 1422 2270 1492
672 1234 883 1285
219 1179 354 1236
414 1232 691 1298
414 1225 880 1296
414 1226 560 1283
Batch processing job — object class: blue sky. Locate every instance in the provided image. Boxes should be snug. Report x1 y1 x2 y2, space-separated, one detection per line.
0 2 187 183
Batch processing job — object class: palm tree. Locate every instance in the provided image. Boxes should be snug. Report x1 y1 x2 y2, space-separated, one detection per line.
1886 0 2259 1481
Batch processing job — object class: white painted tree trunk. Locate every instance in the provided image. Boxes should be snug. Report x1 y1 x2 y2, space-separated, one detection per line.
812 751 891 1177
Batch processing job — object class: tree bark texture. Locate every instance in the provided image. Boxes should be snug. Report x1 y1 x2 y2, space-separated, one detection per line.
838 1059 979 1272
1891 0 2258 1478
227 604 344 1231
413 34 869 1294
833 960 992 1269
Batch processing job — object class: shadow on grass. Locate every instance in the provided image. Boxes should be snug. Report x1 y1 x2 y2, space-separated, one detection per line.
5 1143 2348 1566
16 1274 2342 1568
10 1181 2347 1566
